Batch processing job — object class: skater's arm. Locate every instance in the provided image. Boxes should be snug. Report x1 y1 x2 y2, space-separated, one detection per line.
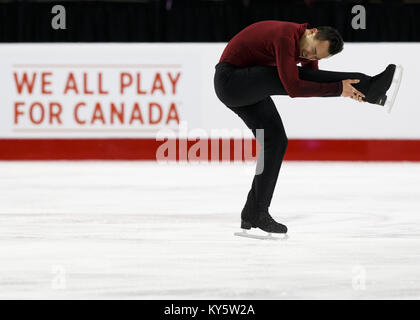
274 37 342 98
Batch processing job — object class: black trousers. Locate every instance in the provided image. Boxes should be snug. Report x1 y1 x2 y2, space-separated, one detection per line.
213 61 371 214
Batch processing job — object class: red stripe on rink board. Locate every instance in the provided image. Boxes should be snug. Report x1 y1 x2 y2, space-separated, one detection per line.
1 139 420 161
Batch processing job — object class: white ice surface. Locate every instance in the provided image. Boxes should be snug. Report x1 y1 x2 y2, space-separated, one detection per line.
1 161 420 299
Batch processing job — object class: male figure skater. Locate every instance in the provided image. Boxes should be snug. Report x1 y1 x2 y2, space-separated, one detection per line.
213 20 402 238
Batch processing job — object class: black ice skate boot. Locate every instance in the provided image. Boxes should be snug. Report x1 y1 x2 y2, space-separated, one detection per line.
236 211 288 240
241 211 288 234
363 64 396 106
240 205 257 229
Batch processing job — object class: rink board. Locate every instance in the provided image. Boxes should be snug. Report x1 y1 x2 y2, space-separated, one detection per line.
0 43 418 160
0 138 420 161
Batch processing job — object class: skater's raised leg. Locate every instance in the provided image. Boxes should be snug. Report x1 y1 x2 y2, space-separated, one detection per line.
214 62 397 107
298 64 399 105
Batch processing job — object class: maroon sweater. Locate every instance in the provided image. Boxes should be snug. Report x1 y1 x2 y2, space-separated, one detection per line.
219 20 342 98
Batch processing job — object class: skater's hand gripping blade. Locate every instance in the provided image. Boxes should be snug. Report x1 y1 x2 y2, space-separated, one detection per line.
386 65 403 114
234 230 288 241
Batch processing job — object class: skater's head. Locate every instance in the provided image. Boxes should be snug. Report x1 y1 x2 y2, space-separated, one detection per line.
299 26 344 61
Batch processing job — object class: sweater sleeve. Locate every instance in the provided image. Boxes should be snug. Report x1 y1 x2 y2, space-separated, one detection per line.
274 37 342 98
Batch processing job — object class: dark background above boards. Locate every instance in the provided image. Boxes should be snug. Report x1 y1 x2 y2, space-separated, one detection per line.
0 0 418 42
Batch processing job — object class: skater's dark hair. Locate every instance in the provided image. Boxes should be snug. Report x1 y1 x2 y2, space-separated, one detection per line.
314 26 344 56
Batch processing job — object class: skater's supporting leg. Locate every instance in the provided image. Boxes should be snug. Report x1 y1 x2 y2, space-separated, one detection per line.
228 97 288 215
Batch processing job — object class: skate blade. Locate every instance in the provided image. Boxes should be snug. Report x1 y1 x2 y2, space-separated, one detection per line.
234 230 288 241
386 65 403 113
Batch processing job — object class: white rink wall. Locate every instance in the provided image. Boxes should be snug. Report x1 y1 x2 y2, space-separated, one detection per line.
0 42 417 139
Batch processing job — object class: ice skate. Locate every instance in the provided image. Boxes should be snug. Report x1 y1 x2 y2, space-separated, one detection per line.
234 211 288 240
384 65 403 113
364 64 403 112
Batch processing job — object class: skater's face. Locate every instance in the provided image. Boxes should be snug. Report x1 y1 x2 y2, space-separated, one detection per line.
300 28 331 61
